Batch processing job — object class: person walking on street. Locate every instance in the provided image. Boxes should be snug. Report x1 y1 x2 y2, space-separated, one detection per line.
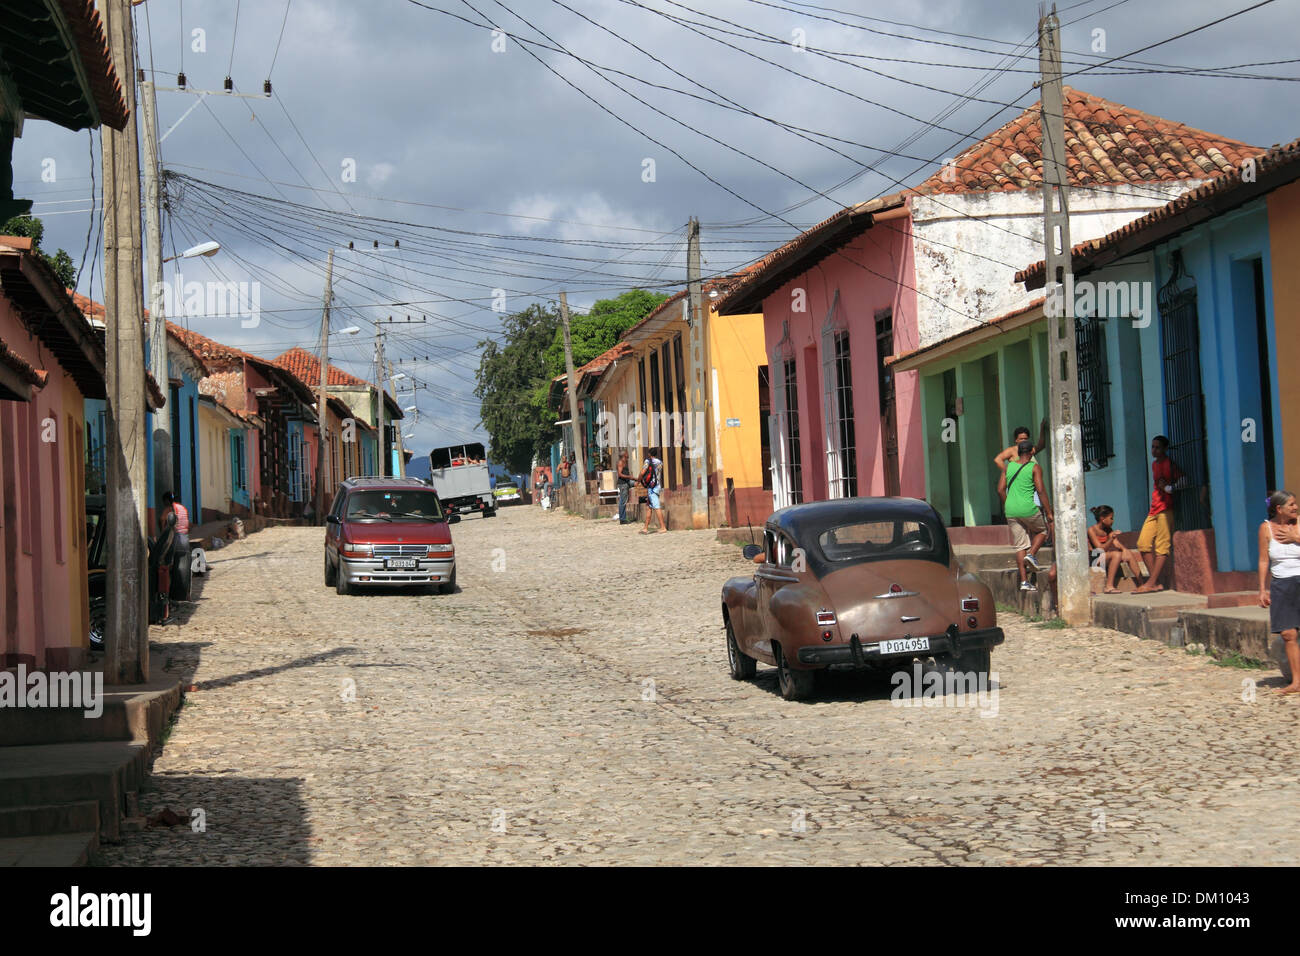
162 491 192 601
1260 490 1300 693
1134 435 1185 593
640 451 667 534
616 451 634 524
1000 437 1053 591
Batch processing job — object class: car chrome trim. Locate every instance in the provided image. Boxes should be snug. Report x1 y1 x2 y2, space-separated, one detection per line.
756 570 800 583
900 615 921 622
873 589 919 599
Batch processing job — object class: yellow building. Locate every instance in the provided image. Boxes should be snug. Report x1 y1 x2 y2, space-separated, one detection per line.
586 283 769 526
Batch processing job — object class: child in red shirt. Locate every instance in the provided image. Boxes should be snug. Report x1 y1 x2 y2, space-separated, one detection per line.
1134 435 1185 593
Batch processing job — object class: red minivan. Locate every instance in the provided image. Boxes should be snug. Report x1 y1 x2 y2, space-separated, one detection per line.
324 477 456 594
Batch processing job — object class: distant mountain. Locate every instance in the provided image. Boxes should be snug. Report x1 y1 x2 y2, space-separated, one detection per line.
405 455 430 481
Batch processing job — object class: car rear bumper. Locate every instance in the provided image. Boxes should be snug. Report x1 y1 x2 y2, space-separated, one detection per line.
340 556 454 586
797 626 1004 667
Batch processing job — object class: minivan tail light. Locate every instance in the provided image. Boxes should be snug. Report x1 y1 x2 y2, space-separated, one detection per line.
961 597 980 613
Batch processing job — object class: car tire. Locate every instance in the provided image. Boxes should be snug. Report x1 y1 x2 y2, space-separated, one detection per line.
726 617 757 680
335 566 350 595
438 566 457 595
775 643 817 701
324 553 337 587
88 597 106 651
449 514 461 524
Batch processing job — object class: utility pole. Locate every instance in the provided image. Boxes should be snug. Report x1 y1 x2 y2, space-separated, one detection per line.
314 249 334 519
1039 4 1089 625
101 0 149 684
559 292 584 488
686 217 709 529
140 75 171 517
388 360 407 477
374 327 388 476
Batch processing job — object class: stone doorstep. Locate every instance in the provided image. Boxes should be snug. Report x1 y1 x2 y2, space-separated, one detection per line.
1180 606 1272 664
0 652 182 747
0 800 100 839
0 740 150 843
0 831 99 867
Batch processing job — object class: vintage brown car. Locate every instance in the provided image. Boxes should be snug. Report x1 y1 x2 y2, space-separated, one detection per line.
722 497 1004 700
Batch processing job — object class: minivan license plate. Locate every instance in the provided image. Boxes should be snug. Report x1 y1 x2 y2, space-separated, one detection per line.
384 558 417 570
879 637 930 655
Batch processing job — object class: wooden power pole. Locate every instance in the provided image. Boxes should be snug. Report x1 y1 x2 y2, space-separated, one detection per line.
315 249 334 519
559 292 584 486
1039 4 1090 624
140 73 171 516
686 217 710 528
101 0 149 683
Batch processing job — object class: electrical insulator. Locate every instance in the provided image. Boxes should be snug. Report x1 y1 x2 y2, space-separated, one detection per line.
263 79 272 95
177 72 187 88
224 76 233 92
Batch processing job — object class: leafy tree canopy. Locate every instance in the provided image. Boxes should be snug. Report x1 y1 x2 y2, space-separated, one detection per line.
542 288 668 380
474 303 562 474
1 215 77 289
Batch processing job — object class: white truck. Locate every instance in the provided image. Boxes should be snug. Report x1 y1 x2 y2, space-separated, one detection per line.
428 443 496 521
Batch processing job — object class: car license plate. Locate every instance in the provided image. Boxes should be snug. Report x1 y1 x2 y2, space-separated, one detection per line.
384 558 418 570
879 637 930 655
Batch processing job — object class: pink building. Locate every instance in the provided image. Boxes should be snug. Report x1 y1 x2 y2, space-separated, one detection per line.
715 194 924 507
0 237 160 669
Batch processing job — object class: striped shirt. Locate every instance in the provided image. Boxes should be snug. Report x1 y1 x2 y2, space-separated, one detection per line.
172 502 190 535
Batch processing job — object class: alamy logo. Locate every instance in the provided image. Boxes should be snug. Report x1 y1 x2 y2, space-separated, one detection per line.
50 886 151 936
1043 274 1152 328
0 665 102 718
890 661 998 717
595 404 706 452
151 276 262 328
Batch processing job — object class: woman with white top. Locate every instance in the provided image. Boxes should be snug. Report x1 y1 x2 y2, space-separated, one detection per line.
1259 490 1300 693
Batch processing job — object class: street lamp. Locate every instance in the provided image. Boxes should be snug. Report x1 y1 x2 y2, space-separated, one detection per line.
404 405 417 412
335 325 360 336
162 240 220 263
392 372 407 381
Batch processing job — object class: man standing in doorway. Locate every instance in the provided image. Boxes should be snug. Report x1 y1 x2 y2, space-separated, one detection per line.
640 450 666 534
1134 435 1185 593
1001 438 1053 592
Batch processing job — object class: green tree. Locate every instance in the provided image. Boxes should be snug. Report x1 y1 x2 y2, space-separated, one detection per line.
1 214 77 288
475 303 562 474
542 288 669 380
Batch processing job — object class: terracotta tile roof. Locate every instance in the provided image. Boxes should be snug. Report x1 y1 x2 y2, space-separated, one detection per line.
0 336 50 393
58 0 130 130
144 370 165 410
916 88 1260 195
199 371 246 410
274 347 373 390
168 324 252 368
551 342 633 383
712 193 909 315
1017 136 1300 289
887 297 1046 371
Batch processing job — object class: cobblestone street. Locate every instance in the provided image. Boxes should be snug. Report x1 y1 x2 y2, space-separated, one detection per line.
99 505 1300 865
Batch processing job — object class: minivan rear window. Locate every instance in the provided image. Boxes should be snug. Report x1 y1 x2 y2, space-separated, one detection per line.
345 489 444 521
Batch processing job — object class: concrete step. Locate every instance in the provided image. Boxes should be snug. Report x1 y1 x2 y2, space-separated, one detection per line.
1206 590 1262 609
0 831 98 866
0 741 150 842
1091 590 1207 643
0 801 100 839
956 545 1055 575
0 654 182 747
1181 606 1271 663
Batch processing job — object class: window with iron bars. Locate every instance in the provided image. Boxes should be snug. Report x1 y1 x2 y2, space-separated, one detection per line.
1075 313 1113 471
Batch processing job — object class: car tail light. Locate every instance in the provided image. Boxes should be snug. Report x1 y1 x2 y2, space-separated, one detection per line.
341 543 372 557
815 610 836 627
427 544 454 557
967 616 978 628
961 596 980 612
822 630 833 642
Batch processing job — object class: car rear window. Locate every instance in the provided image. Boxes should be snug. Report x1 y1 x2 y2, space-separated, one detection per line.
345 489 444 521
817 520 940 563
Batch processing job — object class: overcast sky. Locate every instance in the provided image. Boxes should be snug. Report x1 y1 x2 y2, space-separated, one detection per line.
12 0 1300 457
